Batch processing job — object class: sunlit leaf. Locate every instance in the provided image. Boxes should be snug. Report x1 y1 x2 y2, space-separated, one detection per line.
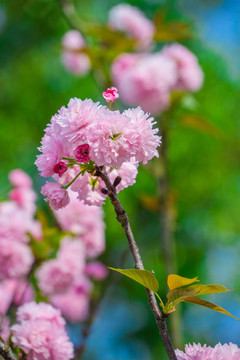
108 268 159 293
184 296 240 320
167 285 200 303
167 283 231 303
167 274 199 290
191 284 230 296
180 115 223 138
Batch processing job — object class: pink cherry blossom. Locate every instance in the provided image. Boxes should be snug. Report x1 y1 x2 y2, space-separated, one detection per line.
85 261 108 280
9 187 37 215
112 52 178 115
41 182 70 210
13 279 34 306
54 191 105 258
12 302 74 360
0 240 34 280
108 3 155 49
62 30 90 76
50 278 92 323
102 87 119 103
108 158 138 192
175 343 240 360
35 131 65 177
9 169 32 188
162 43 204 91
123 107 161 164
87 108 137 168
73 143 90 163
62 52 91 76
36 237 85 295
62 30 85 50
53 161 68 177
16 301 65 327
212 343 240 360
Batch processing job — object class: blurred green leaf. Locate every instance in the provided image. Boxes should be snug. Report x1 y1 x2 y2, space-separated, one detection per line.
108 268 159 293
180 115 223 138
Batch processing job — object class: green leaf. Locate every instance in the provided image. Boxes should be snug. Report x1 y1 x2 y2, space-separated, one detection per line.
108 268 159 293
167 274 199 290
184 296 240 320
167 286 200 303
167 283 230 303
190 284 230 296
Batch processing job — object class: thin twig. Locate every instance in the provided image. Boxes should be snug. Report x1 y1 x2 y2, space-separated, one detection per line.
96 166 177 360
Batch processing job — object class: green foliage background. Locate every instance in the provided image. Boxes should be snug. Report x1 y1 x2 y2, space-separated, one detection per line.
0 0 240 359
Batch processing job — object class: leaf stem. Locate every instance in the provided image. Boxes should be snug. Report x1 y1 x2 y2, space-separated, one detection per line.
62 171 83 190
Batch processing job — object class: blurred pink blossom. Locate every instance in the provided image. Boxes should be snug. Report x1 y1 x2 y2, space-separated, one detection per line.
54 191 105 258
112 52 177 115
62 30 90 76
50 278 92 323
102 87 119 103
9 169 32 188
85 261 108 280
0 240 34 280
162 43 204 91
36 237 85 295
108 3 155 49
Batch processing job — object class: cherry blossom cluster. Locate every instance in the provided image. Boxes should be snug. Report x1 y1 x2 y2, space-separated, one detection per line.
11 302 74 360
36 190 107 323
0 170 42 341
36 95 160 208
0 170 42 280
176 343 240 360
112 44 203 115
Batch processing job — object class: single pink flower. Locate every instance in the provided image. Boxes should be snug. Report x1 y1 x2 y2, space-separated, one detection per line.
73 144 90 163
41 182 70 210
53 161 68 177
102 87 119 103
12 302 74 360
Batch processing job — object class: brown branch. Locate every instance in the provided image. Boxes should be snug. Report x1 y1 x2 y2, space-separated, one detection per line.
0 341 17 360
96 166 177 360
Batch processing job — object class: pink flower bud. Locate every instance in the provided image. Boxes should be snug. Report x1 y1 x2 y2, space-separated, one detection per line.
73 144 90 163
102 87 119 103
53 161 68 177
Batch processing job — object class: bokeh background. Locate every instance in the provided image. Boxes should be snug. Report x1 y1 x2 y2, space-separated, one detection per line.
0 0 240 359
